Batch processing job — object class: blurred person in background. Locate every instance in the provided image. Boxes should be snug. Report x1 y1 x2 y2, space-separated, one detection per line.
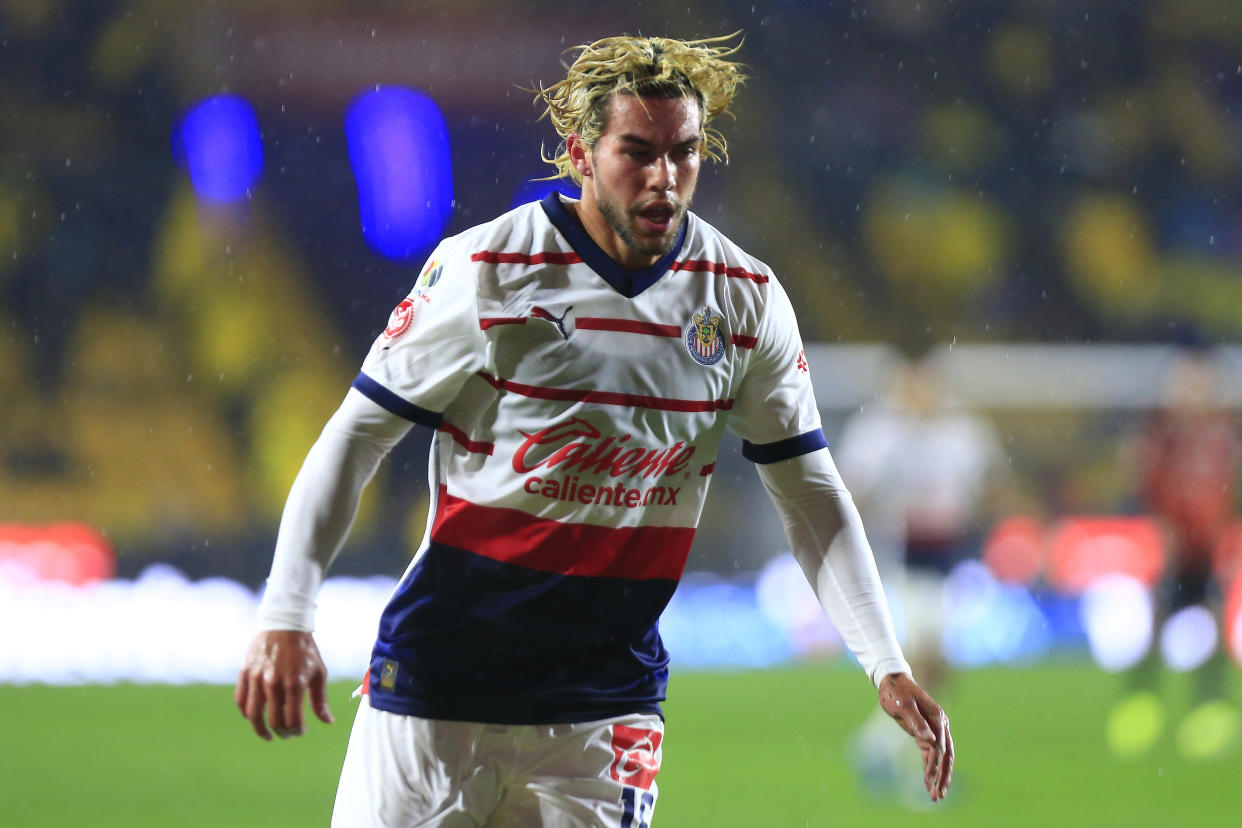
1108 345 1241 759
233 33 952 826
833 352 1015 804
835 353 1015 686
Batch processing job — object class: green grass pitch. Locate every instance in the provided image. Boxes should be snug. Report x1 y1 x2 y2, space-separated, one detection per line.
1 662 1236 826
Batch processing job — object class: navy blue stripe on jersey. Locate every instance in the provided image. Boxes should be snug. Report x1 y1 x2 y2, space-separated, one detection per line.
741 428 829 464
366 541 677 724
351 372 443 428
540 192 686 299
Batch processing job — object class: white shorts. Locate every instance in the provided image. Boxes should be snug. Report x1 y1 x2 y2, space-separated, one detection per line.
331 697 663 828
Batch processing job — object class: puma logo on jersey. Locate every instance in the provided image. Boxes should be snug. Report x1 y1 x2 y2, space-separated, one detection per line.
530 305 574 339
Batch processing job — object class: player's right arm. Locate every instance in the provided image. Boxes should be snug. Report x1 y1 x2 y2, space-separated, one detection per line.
235 389 412 740
236 237 486 741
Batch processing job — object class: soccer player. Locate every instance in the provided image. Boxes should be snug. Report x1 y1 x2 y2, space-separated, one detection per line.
1108 346 1241 758
235 33 953 826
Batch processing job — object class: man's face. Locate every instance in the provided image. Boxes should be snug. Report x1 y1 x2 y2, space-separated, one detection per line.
580 94 703 268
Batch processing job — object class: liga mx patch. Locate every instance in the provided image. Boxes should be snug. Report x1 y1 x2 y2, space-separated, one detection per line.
609 724 662 790
382 298 416 339
417 258 443 290
684 306 725 366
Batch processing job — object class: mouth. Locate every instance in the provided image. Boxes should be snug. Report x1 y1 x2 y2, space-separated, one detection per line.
635 202 677 234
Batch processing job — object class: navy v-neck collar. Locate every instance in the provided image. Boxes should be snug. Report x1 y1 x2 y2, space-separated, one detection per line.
540 192 686 299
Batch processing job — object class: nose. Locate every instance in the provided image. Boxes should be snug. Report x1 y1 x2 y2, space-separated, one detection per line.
649 155 674 192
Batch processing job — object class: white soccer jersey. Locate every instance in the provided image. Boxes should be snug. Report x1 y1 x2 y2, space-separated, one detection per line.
352 192 825 723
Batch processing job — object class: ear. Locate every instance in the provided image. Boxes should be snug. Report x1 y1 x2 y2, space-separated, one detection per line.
566 134 592 178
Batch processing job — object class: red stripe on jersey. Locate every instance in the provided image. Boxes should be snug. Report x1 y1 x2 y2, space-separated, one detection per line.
471 251 584 266
361 669 371 696
670 259 770 284
479 317 527 330
730 334 758 349
699 463 716 476
439 421 495 455
431 487 693 580
475 371 735 413
576 317 682 338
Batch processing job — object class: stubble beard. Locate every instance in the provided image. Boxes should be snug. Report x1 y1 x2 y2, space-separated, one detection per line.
597 192 689 260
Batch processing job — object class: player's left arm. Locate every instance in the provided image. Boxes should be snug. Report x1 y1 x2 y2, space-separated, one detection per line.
878 672 954 801
730 275 951 800
755 449 953 801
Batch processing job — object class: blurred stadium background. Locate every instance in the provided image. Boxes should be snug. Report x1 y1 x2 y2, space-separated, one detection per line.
3 0 1242 824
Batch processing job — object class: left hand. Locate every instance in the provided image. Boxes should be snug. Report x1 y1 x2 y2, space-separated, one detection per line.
877 672 954 801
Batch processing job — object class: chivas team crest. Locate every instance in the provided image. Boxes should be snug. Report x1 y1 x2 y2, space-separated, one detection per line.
684 306 725 366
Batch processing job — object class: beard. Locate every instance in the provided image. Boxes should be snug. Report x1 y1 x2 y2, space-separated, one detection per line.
596 191 689 259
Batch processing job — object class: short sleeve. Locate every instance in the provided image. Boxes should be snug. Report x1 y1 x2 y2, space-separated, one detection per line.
728 276 826 463
351 241 486 427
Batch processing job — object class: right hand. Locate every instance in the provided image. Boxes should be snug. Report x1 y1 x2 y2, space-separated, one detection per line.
235 630 335 741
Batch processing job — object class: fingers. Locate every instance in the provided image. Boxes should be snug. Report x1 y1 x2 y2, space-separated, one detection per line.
935 722 955 800
919 710 942 798
266 671 306 739
308 672 335 725
282 673 307 737
918 705 953 802
910 710 937 750
234 668 249 713
237 668 317 740
242 672 273 741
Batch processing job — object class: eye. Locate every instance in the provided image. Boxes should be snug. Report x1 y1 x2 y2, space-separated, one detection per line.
673 143 700 161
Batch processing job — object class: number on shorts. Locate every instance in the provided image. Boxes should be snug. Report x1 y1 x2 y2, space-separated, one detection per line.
620 786 654 828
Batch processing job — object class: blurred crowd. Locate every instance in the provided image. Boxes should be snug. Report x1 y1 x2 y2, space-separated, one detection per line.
2 0 1241 583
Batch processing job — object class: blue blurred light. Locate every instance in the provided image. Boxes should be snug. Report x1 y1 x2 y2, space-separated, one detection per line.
176 95 264 204
942 560 1053 667
511 175 580 209
661 575 795 669
345 87 453 261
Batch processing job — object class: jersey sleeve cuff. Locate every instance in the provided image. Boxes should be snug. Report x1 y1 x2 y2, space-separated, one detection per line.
256 586 318 633
870 657 914 688
741 428 829 464
350 372 444 429
256 605 317 633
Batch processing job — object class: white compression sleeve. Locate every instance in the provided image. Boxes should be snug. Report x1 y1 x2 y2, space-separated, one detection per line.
756 448 911 687
256 388 413 631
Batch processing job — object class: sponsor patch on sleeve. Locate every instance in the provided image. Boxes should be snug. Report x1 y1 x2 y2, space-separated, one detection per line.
382 298 416 339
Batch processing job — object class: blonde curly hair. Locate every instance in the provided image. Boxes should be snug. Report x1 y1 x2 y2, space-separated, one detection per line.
532 33 746 184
